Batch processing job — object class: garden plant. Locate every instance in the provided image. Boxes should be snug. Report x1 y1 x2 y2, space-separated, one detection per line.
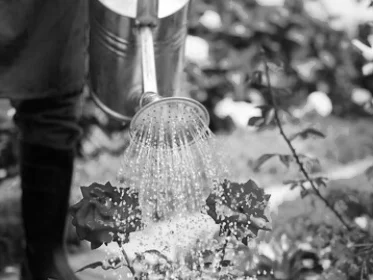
0 0 373 280
69 50 373 279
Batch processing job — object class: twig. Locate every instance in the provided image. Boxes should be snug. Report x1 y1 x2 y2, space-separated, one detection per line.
260 49 353 231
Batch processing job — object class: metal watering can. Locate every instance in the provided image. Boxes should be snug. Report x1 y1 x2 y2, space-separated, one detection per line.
89 0 209 143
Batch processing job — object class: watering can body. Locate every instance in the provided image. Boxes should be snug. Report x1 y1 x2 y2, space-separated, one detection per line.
89 0 190 122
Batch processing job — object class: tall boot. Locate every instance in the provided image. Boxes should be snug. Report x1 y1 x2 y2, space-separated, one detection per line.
20 142 78 280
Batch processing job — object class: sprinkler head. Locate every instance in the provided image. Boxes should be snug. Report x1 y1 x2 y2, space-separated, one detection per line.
129 97 210 148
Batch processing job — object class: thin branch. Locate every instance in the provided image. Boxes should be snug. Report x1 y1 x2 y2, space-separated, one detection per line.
261 49 353 231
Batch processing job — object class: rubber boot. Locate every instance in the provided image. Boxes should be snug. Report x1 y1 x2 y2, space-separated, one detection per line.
19 142 78 280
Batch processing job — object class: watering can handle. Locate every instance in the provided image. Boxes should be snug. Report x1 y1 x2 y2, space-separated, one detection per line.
136 0 159 27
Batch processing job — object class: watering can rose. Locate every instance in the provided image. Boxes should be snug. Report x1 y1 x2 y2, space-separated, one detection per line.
70 182 141 249
206 179 272 245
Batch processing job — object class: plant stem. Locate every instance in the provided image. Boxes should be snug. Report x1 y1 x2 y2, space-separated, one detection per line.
260 49 353 231
218 230 231 274
118 242 137 279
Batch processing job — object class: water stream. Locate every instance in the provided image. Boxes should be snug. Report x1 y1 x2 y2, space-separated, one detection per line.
117 102 229 226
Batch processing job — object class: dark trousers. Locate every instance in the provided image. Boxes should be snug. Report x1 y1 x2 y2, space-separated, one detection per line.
12 91 83 150
11 90 83 280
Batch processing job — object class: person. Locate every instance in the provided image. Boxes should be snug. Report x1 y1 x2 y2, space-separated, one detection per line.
0 0 88 279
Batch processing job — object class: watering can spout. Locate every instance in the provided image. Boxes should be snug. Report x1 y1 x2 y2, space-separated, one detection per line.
137 18 161 109
89 0 191 123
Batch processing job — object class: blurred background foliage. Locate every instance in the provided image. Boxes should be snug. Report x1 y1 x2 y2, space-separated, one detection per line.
0 0 373 279
185 0 373 130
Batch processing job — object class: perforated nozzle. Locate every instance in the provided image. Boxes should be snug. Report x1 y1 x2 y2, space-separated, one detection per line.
130 97 210 148
131 23 210 148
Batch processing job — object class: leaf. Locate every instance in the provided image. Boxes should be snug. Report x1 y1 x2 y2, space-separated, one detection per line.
248 105 275 128
248 116 264 127
279 154 292 169
250 71 263 86
299 154 321 173
284 177 328 191
91 242 103 250
253 154 278 171
75 256 124 273
220 260 232 267
289 128 326 141
132 250 172 277
314 177 328 188
80 186 91 198
300 189 309 198
283 179 299 190
263 108 275 125
76 261 104 273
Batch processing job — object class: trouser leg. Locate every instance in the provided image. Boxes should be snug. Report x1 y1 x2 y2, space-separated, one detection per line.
12 91 83 280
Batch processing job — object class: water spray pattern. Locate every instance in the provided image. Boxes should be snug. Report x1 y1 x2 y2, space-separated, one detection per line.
118 101 228 224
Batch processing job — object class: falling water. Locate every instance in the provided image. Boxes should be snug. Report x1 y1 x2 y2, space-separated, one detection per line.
117 101 229 225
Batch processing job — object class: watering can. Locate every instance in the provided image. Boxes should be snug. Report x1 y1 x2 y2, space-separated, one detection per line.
89 0 209 129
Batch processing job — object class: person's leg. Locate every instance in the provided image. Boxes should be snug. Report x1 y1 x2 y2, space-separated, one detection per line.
12 91 83 280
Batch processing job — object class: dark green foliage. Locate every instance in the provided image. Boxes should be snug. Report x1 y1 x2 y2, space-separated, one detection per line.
188 0 373 133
